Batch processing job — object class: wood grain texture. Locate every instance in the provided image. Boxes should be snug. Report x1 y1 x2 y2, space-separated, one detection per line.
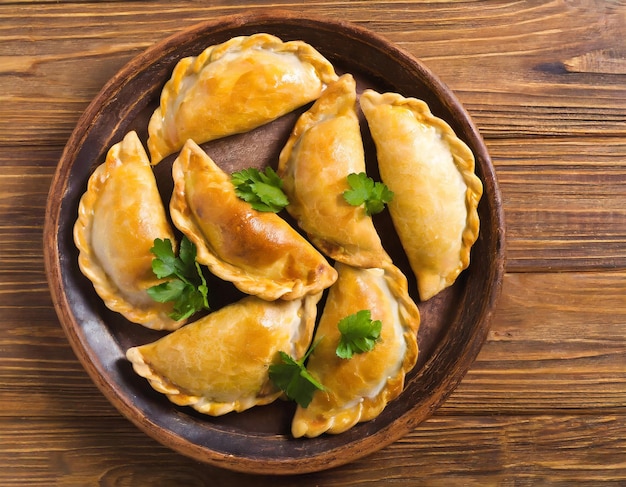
1 414 625 486
488 137 626 271
1 1 625 144
444 272 626 413
1 0 625 484
4 137 624 276
2 273 623 417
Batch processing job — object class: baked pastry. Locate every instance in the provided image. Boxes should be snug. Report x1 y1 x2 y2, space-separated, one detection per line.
170 139 337 301
127 293 320 415
360 89 483 300
278 74 390 269
291 262 420 438
73 131 182 330
147 33 338 164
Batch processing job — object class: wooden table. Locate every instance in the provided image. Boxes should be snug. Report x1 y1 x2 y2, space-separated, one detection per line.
2 1 625 484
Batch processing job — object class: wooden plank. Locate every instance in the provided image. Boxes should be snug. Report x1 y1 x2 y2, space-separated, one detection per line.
1 0 623 484
0 1 625 145
488 137 626 271
0 414 624 485
442 271 626 413
1 272 624 419
3 136 624 278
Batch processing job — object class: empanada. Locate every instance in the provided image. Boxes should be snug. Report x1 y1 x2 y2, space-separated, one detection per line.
73 131 181 330
127 293 320 416
278 74 390 269
291 262 420 438
170 139 337 301
360 90 483 300
147 33 338 164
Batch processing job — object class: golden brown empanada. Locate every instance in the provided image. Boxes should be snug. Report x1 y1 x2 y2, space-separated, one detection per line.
278 74 390 269
170 139 337 301
73 131 181 330
291 262 420 438
147 33 338 164
360 89 483 301
127 293 320 416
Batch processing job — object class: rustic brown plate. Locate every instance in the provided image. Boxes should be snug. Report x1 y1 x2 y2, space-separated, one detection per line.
43 11 505 475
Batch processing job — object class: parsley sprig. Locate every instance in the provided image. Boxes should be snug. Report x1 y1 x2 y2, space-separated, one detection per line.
269 340 325 408
146 237 209 321
231 167 289 213
343 172 394 215
336 309 382 359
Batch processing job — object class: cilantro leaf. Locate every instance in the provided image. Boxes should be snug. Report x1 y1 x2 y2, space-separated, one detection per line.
366 181 395 215
149 238 179 278
269 340 324 408
146 279 187 303
171 284 208 321
231 167 289 213
343 172 394 216
147 237 210 321
178 235 198 275
343 172 374 206
336 309 382 359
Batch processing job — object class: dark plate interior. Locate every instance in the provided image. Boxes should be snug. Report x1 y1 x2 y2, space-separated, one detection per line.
44 11 505 475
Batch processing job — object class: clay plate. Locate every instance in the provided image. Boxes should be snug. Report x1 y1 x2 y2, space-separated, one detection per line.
43 11 505 475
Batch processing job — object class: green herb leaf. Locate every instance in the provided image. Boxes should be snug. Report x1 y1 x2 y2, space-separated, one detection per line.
269 340 324 408
336 309 382 359
178 235 198 275
146 279 187 303
231 167 289 213
171 284 207 322
147 237 210 321
343 172 394 216
149 238 179 279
